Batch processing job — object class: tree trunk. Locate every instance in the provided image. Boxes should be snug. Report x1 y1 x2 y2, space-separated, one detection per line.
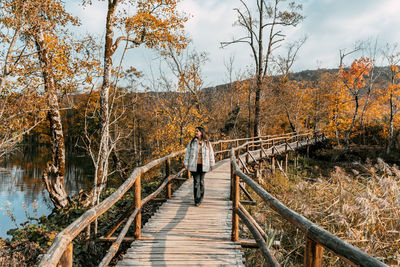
248 88 252 138
285 109 296 133
34 29 69 209
254 0 263 138
345 95 359 149
387 92 394 154
254 80 261 137
93 0 117 206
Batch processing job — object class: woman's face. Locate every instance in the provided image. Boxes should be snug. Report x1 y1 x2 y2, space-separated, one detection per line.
195 128 202 139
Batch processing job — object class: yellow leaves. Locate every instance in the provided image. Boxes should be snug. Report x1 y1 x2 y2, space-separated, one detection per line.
149 93 205 157
124 0 188 51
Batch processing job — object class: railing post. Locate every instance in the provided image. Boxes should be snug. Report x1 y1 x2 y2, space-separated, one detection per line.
272 156 275 174
58 242 73 267
271 140 275 174
220 142 223 161
246 143 249 164
285 138 288 152
260 138 263 158
285 153 288 172
166 158 171 199
232 171 239 242
134 174 141 239
230 156 234 200
304 237 324 267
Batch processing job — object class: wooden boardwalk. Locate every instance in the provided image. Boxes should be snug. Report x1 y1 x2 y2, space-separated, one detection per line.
117 159 245 266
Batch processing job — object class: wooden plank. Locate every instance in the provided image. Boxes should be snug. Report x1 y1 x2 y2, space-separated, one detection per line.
117 259 243 266
126 248 242 253
117 162 245 267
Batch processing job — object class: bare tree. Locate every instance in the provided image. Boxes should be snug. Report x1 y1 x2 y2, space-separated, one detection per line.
221 0 304 136
163 47 208 113
272 37 306 132
224 55 236 110
359 38 382 145
382 43 400 154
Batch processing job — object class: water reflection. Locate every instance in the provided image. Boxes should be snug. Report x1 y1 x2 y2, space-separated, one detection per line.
0 146 93 238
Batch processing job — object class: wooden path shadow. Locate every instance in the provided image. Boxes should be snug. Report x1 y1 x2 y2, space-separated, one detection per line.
117 159 244 266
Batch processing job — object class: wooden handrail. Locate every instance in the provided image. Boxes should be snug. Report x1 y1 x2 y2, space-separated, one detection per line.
39 131 325 266
235 205 280 267
213 132 297 144
229 133 388 267
39 147 186 266
41 135 275 266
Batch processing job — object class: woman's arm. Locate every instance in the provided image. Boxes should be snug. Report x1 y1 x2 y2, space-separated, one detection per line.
209 142 215 170
183 142 191 169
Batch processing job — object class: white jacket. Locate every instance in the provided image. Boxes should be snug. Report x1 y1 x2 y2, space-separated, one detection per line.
184 138 215 172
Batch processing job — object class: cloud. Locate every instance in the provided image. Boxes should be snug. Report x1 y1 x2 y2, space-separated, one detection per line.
177 0 255 85
67 1 107 36
65 0 400 87
287 0 400 70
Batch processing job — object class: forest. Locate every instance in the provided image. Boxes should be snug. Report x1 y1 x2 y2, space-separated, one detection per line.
0 0 399 266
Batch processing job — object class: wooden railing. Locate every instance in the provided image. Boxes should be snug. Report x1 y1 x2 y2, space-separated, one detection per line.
39 134 294 267
230 132 388 267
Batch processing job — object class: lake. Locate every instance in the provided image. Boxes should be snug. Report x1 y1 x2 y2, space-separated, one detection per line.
0 146 93 239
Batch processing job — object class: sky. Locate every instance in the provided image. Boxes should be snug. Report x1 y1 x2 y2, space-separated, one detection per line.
66 0 400 88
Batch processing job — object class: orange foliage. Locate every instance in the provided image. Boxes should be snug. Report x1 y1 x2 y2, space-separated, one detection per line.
340 57 373 95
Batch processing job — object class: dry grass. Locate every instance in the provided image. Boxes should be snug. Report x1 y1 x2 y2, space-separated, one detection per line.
242 156 400 266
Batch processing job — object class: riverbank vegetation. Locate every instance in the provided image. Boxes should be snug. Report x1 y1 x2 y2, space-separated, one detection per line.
242 144 400 266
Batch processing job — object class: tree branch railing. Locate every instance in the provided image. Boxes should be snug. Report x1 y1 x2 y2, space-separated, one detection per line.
230 132 388 267
40 134 290 267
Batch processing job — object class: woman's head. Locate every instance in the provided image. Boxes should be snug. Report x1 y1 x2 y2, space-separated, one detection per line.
195 126 207 141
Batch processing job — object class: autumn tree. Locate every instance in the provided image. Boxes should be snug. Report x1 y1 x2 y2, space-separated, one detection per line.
270 37 307 132
82 0 188 231
358 40 380 143
0 0 46 157
0 0 84 209
163 47 207 112
303 73 336 135
148 47 207 156
381 44 400 154
222 0 304 136
150 92 203 156
339 57 373 148
215 58 250 138
25 0 82 209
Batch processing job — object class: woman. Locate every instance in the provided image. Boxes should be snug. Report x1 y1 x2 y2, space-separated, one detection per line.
184 126 215 206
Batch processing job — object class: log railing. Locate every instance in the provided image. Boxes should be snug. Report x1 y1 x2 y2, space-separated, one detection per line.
230 132 388 267
39 134 295 267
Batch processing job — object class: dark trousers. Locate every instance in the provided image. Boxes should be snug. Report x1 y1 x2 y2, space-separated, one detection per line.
191 164 205 204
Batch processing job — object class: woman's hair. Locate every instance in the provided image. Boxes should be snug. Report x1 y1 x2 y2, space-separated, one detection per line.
190 126 210 147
